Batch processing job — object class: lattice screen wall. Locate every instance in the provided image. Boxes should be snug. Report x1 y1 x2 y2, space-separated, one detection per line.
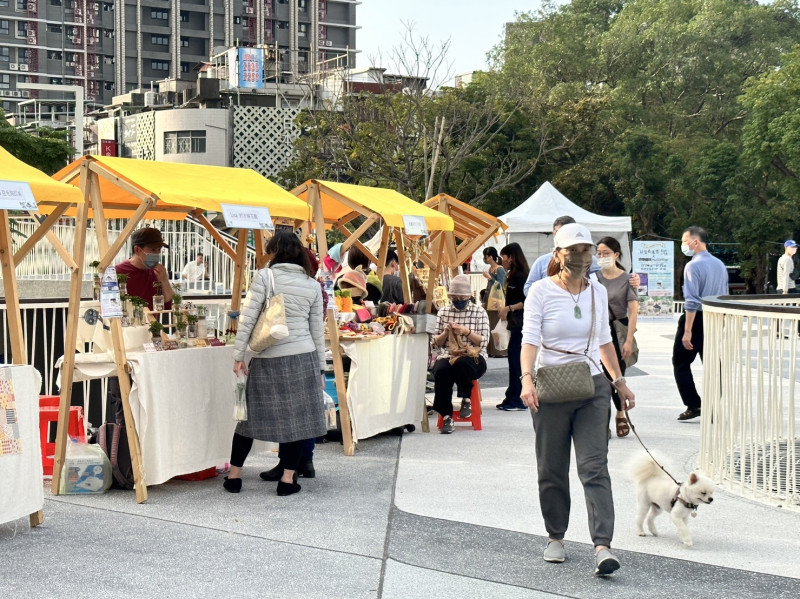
232 106 300 177
135 112 156 160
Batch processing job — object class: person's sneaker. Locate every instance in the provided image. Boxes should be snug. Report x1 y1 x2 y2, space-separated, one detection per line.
459 399 472 419
678 408 701 421
543 540 565 563
440 417 454 434
499 403 527 411
594 549 621 576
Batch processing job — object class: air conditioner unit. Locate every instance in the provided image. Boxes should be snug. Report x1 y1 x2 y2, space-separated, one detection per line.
9 63 18 70
11 91 21 97
245 7 254 14
67 61 75 66
20 90 30 98
325 41 333 47
93 2 99 10
19 64 29 71
27 30 36 37
27 2 35 11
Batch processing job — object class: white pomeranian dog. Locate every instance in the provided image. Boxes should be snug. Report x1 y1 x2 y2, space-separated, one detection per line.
629 454 715 547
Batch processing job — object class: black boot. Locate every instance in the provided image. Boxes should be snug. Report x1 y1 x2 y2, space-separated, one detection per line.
298 459 315 479
259 463 283 482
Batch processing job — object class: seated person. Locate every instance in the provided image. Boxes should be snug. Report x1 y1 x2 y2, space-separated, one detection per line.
335 245 382 303
430 275 490 434
381 250 405 304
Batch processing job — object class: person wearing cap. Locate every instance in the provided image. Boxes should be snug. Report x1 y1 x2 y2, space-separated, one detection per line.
116 227 174 310
674 226 728 421
519 222 635 577
777 240 798 295
430 275 490 434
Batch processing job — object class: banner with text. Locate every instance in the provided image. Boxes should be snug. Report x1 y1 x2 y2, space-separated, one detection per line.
632 240 675 319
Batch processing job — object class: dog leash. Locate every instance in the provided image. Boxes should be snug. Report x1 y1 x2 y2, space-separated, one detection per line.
624 411 683 487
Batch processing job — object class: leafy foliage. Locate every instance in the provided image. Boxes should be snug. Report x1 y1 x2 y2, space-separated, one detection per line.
0 108 74 175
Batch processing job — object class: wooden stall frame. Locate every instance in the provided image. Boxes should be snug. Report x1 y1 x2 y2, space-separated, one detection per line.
50 157 309 503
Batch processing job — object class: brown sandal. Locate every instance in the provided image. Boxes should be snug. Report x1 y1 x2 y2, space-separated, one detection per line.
615 415 630 438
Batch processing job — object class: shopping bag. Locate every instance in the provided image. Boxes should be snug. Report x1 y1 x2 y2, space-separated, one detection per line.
486 284 505 311
491 318 510 351
233 375 248 421
323 392 337 431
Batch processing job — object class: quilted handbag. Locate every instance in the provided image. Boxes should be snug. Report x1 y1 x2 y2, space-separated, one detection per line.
249 268 289 353
535 285 598 404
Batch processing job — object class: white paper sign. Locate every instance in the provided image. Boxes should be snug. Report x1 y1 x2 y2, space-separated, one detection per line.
99 266 124 318
221 204 274 230
402 215 428 236
0 180 38 211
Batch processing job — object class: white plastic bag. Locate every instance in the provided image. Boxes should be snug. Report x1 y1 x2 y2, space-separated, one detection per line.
492 319 510 352
323 391 337 431
234 374 248 421
59 439 112 494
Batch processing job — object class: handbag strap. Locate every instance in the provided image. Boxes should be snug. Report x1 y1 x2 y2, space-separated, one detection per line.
540 283 602 372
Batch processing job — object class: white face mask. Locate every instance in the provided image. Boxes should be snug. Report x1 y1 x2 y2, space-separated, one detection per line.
597 257 615 270
681 243 694 257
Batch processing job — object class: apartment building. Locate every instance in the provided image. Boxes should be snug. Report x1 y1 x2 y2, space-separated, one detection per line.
0 0 358 112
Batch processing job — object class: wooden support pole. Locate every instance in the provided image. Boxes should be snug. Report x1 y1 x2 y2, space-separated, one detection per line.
426 234 444 314
255 229 269 269
327 308 354 456
98 196 154 270
310 184 329 262
51 168 90 496
394 229 411 304
14 205 70 264
192 209 238 261
375 224 391 282
230 228 248 313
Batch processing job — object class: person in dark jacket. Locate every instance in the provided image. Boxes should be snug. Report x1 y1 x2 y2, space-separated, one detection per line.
496 243 530 410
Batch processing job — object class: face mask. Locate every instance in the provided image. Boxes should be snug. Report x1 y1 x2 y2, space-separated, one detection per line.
681 243 694 257
452 299 470 310
597 257 615 270
143 252 161 270
562 251 592 276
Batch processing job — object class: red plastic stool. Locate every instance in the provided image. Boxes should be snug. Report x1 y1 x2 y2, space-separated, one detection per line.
437 380 483 431
39 396 87 476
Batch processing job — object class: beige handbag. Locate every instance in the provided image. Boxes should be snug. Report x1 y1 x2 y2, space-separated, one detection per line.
249 269 289 353
534 285 598 404
447 327 481 365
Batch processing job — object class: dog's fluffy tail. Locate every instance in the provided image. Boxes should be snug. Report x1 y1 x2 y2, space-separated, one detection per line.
629 453 667 484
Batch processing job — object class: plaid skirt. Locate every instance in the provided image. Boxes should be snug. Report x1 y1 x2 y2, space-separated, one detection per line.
236 352 327 443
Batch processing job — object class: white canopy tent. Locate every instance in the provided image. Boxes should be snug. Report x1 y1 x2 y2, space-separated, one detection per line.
473 181 633 271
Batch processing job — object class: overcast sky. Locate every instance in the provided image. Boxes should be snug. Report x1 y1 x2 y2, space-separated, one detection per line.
356 1 554 83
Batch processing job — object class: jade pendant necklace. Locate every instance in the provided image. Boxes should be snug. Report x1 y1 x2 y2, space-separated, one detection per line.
560 275 585 319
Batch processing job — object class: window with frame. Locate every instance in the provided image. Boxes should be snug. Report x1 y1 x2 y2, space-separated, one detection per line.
18 48 29 61
180 37 189 47
49 77 63 84
0 47 9 61
103 2 113 11
104 81 114 90
164 131 206 154
16 21 27 38
16 0 25 9
180 62 190 73
0 21 8 36
233 16 241 25
0 74 9 89
50 0 62 6
0 0 9 7
47 24 62 34
298 23 307 37
47 50 63 60
277 21 288 29
151 60 169 71
151 9 168 20
180 11 189 23
298 0 307 10
17 74 30 83
151 35 168 46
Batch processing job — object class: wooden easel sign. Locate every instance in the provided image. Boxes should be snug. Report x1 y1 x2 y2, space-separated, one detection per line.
0 180 38 211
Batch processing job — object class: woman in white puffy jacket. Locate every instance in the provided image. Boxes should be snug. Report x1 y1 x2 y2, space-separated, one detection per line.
225 231 326 497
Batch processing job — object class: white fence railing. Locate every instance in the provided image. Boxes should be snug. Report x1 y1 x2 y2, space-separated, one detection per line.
701 295 800 511
3 217 257 293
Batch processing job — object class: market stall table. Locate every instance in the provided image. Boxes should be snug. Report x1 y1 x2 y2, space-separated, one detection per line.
61 346 236 486
337 333 427 443
0 365 43 525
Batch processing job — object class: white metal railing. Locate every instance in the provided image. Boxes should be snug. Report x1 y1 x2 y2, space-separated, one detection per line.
701 295 800 511
0 297 240 427
4 216 256 293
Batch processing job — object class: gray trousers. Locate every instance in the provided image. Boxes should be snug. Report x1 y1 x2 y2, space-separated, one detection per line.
532 374 614 547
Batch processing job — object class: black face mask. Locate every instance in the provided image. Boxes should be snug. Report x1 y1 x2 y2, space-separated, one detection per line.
561 252 592 277
452 299 470 310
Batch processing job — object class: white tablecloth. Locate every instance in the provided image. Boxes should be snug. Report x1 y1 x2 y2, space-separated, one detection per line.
0 365 43 525
61 346 238 486
340 334 427 441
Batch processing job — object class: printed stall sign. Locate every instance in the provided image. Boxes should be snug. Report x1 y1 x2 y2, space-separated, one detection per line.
0 180 38 211
402 215 428 237
632 240 675 319
100 266 124 318
238 48 263 89
221 204 274 230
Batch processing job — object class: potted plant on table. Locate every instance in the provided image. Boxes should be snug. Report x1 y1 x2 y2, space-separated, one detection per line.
152 280 165 311
129 296 147 326
117 273 129 297
175 315 188 347
148 320 163 342
186 314 199 338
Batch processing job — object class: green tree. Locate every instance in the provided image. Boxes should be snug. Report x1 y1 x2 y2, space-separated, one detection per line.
0 108 74 174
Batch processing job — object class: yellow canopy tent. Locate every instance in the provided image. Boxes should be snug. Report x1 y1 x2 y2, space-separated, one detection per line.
292 180 454 304
51 156 311 503
0 146 84 527
411 193 508 303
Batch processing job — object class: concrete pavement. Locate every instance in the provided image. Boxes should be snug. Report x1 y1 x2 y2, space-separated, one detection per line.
2 320 799 597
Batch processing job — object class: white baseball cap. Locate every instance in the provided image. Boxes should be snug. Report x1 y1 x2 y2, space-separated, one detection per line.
553 223 594 249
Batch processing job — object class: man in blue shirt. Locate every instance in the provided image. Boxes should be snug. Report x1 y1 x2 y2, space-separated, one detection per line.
674 226 729 420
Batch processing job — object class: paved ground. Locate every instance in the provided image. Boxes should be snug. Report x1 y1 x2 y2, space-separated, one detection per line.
2 320 800 598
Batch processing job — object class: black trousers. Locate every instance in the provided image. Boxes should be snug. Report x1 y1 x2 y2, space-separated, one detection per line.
672 312 704 411
504 327 524 405
230 433 305 472
432 356 487 418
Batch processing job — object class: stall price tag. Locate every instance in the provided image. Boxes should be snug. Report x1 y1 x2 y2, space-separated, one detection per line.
402 215 428 236
143 342 163 352
193 339 208 348
0 180 38 211
221 204 274 230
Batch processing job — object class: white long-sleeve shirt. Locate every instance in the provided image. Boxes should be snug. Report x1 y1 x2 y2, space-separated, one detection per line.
777 254 795 292
522 278 612 375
